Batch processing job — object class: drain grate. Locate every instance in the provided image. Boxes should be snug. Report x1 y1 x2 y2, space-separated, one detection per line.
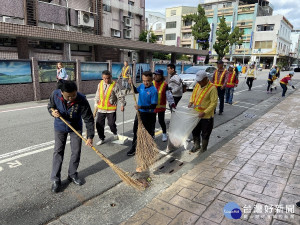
154 157 184 174
244 113 256 118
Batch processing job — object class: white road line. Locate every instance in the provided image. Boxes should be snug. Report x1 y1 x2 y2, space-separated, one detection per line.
0 105 48 113
231 104 251 109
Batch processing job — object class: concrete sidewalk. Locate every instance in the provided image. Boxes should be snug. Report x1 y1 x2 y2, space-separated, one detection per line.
121 91 300 225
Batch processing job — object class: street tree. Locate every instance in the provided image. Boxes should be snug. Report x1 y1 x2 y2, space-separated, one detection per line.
229 26 244 61
213 16 231 60
139 30 157 43
183 4 211 63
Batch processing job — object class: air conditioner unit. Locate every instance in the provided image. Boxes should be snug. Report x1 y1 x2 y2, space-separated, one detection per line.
78 11 94 27
3 16 11 23
241 22 245 25
124 29 131 39
124 17 131 27
112 29 121 38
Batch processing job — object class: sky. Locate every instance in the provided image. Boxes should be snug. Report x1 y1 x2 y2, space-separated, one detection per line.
145 0 300 29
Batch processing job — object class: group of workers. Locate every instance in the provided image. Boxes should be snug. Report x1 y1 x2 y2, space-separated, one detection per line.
49 60 296 193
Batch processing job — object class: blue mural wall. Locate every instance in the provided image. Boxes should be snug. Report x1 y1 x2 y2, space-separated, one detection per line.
81 63 108 81
136 63 150 82
0 60 32 84
154 64 168 77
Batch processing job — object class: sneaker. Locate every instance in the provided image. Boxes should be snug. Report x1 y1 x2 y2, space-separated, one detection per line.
127 149 135 156
162 133 167 142
96 139 105 145
113 134 119 140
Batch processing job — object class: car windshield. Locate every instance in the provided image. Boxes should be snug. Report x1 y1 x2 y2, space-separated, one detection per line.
184 67 205 74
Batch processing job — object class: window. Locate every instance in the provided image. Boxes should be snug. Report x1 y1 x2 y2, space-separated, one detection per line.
184 20 192 26
128 1 134 6
0 38 17 47
103 4 111 12
171 10 176 16
257 24 274 31
254 41 272 49
166 33 176 40
155 23 162 30
166 21 176 29
156 35 163 41
183 33 191 39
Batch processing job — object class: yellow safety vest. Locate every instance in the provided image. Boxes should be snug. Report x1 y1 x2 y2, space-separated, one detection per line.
153 81 167 110
122 66 130 78
214 69 226 87
192 82 214 112
227 71 236 86
97 80 117 111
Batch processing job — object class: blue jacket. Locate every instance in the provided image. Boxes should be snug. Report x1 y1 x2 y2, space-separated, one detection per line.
136 84 158 113
47 89 94 138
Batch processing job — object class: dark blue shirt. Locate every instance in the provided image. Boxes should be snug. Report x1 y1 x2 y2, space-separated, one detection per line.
137 84 158 113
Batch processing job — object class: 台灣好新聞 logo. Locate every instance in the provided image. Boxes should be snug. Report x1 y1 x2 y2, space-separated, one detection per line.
224 202 242 219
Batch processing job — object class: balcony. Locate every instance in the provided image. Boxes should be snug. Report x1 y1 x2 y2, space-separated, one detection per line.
205 9 214 16
238 4 255 14
236 20 253 28
181 26 192 33
217 7 234 16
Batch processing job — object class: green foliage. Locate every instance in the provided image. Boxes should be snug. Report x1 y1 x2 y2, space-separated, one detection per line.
139 30 157 43
229 27 244 46
153 52 168 60
213 16 231 60
183 5 211 50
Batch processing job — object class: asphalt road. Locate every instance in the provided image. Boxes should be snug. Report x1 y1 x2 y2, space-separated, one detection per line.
0 70 298 225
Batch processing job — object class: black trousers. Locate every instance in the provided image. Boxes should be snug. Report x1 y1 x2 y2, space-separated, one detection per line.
173 96 182 106
246 77 254 90
192 118 214 142
267 80 273 91
131 112 156 151
96 112 117 140
280 83 287 96
156 111 166 133
217 87 225 113
51 130 82 181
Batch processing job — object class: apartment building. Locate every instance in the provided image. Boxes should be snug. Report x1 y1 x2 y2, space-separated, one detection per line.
0 0 145 62
165 6 198 48
202 0 273 63
251 15 293 68
145 11 165 44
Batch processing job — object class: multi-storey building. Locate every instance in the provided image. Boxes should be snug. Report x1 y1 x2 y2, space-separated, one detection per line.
202 0 273 63
165 6 198 48
145 11 165 44
251 15 293 68
0 0 145 62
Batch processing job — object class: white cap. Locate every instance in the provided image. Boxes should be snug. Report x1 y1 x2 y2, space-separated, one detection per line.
229 65 234 68
195 70 208 82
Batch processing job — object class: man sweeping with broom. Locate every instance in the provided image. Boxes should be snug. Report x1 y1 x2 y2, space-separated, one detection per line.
47 81 94 193
127 71 158 157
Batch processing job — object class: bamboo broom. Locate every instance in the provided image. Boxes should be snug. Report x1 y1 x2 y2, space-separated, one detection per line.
129 80 159 172
51 109 145 190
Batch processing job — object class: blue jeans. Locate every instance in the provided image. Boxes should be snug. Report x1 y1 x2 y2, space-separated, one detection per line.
225 87 234 104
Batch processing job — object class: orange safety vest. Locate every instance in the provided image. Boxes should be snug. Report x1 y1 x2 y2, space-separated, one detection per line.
213 69 226 87
226 71 236 87
97 80 117 111
192 81 214 112
153 80 167 113
122 66 130 78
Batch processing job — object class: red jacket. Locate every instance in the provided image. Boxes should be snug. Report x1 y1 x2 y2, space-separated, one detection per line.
153 81 168 113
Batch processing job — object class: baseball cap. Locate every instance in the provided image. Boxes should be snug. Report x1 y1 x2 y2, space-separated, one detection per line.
195 70 208 82
289 71 294 75
153 69 164 76
217 60 224 64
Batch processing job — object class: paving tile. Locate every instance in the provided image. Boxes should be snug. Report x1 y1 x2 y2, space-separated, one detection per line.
245 182 264 194
248 210 274 225
256 165 275 175
182 168 203 181
273 166 291 179
234 173 268 186
173 178 205 192
291 168 300 176
279 193 300 216
202 199 226 223
200 167 223 179
251 152 268 162
168 211 199 225
253 171 288 185
123 207 156 225
157 185 183 202
169 195 206 215
195 217 219 225
240 189 279 206
193 176 227 190
217 191 255 210
146 212 172 225
239 163 259 176
281 154 297 165
213 169 236 183
177 188 199 200
229 157 248 168
284 185 299 196
273 213 300 225
147 198 181 219
193 186 221 206
287 174 300 188
221 218 254 225
263 181 285 198
271 219 291 225
223 178 247 195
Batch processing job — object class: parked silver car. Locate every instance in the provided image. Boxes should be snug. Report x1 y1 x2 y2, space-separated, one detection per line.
179 66 216 90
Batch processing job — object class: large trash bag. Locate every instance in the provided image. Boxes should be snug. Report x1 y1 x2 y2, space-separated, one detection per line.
168 106 200 150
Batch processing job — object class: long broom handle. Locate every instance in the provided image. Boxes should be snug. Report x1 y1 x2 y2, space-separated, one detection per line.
51 108 107 160
129 79 142 121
